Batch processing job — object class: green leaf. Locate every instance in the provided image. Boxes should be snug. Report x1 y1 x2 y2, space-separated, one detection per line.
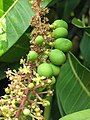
72 18 84 28
80 32 90 68
59 109 90 120
3 0 14 12
72 18 90 33
63 0 81 20
0 0 52 61
41 0 52 7
56 52 90 114
0 0 3 17
0 34 30 62
5 0 33 50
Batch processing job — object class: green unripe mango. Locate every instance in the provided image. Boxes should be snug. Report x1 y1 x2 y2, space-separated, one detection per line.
27 51 38 61
52 19 68 29
54 38 73 52
52 27 68 39
37 63 53 77
50 63 60 76
35 35 44 45
49 49 66 65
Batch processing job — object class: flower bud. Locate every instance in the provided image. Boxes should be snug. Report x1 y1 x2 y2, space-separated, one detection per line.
28 83 34 89
23 108 30 116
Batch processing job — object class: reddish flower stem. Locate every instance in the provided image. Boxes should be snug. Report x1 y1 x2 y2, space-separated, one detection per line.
37 0 41 6
15 0 42 119
15 89 29 118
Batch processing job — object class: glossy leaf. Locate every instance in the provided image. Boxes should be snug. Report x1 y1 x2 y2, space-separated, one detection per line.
72 18 90 33
59 109 90 120
56 52 90 114
72 18 84 28
80 32 90 68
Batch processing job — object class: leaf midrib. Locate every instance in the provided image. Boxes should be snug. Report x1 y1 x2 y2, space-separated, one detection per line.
68 53 90 96
1 0 18 20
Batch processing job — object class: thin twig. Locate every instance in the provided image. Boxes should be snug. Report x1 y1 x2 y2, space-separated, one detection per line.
36 0 41 7
15 89 29 118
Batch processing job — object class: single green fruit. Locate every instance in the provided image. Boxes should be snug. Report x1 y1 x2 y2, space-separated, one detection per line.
50 63 60 76
52 27 68 39
37 63 53 77
27 51 38 61
54 38 73 52
52 19 68 29
49 49 66 65
35 35 44 45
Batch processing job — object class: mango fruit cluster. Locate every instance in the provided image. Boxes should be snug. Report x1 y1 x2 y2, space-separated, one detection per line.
27 19 72 78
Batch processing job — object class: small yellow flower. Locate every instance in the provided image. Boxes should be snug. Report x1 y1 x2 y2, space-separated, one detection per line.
5 88 10 94
19 65 30 74
33 73 46 85
20 59 25 64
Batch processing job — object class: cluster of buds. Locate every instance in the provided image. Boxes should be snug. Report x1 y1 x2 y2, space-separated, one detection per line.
0 58 54 120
